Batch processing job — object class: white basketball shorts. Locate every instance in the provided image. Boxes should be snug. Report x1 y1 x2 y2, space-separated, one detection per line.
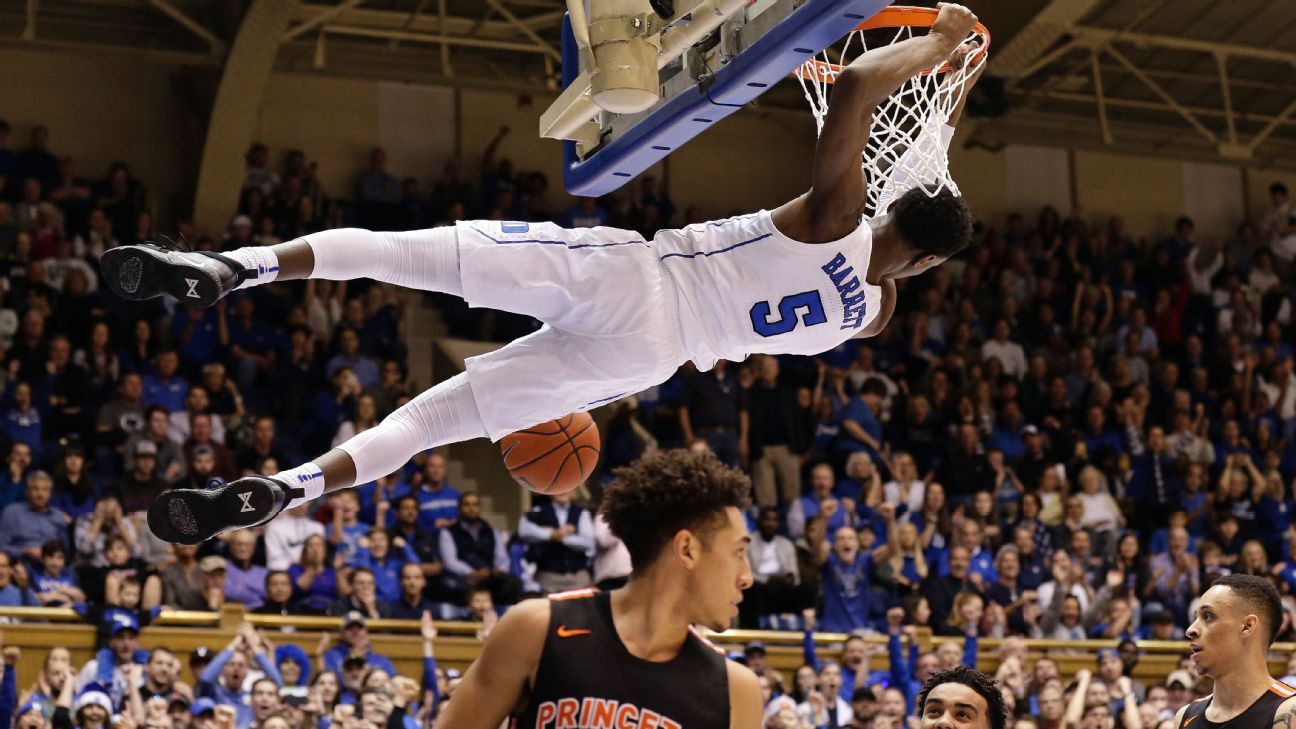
453 220 686 441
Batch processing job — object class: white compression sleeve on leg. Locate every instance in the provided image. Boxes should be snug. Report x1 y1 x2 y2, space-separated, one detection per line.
336 372 487 485
302 226 463 296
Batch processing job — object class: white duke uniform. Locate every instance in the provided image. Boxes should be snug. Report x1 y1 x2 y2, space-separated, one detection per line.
454 210 881 440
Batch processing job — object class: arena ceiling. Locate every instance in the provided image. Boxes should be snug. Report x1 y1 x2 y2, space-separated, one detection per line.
3 0 1296 167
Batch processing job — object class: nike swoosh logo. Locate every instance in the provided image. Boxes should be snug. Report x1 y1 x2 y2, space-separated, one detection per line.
1184 716 1197 727
556 626 591 638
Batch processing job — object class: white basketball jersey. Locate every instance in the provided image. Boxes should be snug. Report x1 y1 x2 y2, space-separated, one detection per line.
652 210 881 371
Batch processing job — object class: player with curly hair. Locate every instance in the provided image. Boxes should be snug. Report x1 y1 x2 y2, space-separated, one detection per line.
435 449 762 728
918 665 1010 729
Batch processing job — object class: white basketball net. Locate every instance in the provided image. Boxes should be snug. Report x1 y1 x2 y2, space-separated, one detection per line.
797 23 987 219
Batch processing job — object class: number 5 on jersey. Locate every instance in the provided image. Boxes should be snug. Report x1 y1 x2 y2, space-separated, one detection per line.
750 291 827 337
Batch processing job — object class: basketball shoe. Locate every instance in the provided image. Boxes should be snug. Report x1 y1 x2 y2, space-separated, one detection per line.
147 476 302 545
100 238 256 308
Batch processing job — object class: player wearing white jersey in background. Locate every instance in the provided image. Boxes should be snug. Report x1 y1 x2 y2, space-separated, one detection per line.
100 3 983 545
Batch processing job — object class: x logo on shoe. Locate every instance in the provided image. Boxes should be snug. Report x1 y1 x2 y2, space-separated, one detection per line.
184 278 201 298
237 491 256 513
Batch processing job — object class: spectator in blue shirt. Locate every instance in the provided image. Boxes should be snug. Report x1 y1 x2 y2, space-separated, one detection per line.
833 380 887 469
170 307 223 370
226 296 282 391
819 505 897 633
0 551 35 606
0 442 32 514
140 349 188 413
936 519 997 588
0 471 69 562
288 534 338 614
323 612 397 676
31 540 84 607
413 454 460 533
559 197 609 228
1081 406 1125 457
330 490 370 565
326 327 381 390
350 528 419 603
198 622 283 729
788 463 850 540
74 612 145 708
801 615 876 704
358 472 410 528
3 381 43 460
224 529 268 609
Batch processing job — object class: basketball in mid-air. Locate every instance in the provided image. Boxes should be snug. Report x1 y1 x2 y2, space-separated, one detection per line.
500 412 600 495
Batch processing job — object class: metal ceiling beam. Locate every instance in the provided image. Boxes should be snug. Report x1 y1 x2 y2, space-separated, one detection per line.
1023 89 1296 139
484 0 559 60
991 0 1106 80
22 0 36 40
1217 54 1237 146
972 112 1296 173
1075 27 1296 66
288 3 556 40
320 23 553 54
283 0 366 43
1105 45 1216 144
148 0 226 56
1087 63 1296 96
1090 47 1111 144
1248 95 1296 153
437 0 453 76
0 36 222 66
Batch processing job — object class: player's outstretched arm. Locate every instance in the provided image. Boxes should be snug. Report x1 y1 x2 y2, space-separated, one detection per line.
435 598 549 728
728 661 765 729
805 4 978 225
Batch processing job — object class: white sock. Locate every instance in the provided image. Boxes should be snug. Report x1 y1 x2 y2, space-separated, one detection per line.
273 462 326 510
337 372 486 485
225 246 280 290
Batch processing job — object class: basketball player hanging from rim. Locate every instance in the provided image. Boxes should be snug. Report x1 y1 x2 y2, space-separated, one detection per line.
101 3 985 543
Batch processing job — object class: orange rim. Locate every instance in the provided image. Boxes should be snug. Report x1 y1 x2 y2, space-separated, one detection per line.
794 5 991 84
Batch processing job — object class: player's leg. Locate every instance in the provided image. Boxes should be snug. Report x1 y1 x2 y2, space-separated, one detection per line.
100 226 464 307
147 369 488 545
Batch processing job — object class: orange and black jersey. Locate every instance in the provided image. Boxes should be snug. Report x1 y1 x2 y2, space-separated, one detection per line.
1178 680 1296 729
510 588 730 729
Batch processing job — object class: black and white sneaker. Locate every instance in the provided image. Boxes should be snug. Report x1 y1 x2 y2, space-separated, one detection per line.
100 238 256 308
147 475 303 545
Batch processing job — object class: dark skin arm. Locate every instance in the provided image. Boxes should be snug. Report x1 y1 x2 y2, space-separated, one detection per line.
770 3 977 245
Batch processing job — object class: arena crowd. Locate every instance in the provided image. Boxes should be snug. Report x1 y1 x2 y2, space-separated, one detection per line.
2 118 1296 729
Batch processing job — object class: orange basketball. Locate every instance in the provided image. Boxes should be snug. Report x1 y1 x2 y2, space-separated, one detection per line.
499 412 600 495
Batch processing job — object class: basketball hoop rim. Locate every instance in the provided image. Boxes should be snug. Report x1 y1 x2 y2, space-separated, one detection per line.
793 5 991 84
